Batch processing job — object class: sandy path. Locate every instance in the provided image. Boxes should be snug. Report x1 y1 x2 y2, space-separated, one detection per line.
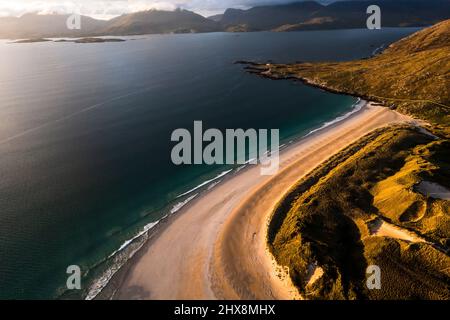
368 219 428 243
114 103 413 300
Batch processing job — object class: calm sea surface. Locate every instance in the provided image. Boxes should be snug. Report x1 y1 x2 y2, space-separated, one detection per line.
0 28 419 298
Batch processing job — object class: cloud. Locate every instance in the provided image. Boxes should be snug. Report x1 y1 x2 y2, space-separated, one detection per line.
0 0 328 19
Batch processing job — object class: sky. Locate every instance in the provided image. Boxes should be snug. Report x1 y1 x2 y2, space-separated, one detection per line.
0 0 338 19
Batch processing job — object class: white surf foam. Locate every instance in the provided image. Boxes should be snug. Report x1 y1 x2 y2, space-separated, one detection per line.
176 169 233 198
170 194 198 214
305 98 365 137
86 219 161 300
108 221 160 259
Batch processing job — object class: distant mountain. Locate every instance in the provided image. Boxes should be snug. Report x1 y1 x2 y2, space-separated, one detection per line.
99 9 220 35
207 14 224 22
1 1 450 39
0 13 107 39
221 1 324 31
220 0 450 31
0 9 219 39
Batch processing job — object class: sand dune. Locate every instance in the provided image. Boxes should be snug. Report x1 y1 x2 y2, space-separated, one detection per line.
113 102 415 300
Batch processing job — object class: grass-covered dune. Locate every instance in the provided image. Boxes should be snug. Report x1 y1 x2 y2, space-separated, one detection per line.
268 126 450 299
246 20 450 299
243 19 450 128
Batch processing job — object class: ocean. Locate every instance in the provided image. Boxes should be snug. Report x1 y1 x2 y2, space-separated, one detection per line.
0 27 420 299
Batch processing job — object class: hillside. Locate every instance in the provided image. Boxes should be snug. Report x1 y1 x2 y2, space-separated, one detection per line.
244 20 450 299
0 13 107 39
268 125 450 299
243 19 450 128
220 0 450 32
0 9 219 39
1 1 450 39
99 9 220 35
220 1 324 31
207 14 224 22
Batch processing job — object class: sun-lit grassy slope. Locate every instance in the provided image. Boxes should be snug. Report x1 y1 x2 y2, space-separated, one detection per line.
371 139 450 246
261 21 450 300
268 126 450 299
247 19 450 128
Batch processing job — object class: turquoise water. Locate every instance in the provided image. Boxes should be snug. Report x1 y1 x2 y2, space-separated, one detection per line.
0 28 419 299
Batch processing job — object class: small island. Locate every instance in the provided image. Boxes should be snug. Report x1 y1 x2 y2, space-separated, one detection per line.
12 37 126 44
13 38 52 43
73 38 126 43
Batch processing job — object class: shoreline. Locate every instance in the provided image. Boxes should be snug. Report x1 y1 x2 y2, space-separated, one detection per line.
99 101 416 300
89 97 363 299
239 61 383 105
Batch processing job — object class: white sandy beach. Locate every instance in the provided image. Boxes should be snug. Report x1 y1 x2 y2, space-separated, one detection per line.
112 102 416 300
